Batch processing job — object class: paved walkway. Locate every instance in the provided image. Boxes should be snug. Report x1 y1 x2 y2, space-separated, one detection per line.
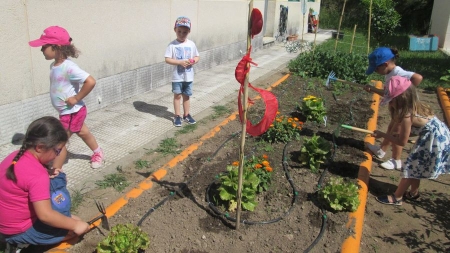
0 30 333 191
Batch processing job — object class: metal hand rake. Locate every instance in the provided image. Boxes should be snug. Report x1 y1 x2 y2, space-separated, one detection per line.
87 200 110 230
325 71 364 88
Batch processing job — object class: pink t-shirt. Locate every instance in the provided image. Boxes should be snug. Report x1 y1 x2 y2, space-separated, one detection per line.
0 151 50 235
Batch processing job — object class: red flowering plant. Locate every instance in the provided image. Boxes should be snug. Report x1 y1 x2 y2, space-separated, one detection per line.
218 154 273 211
261 112 303 143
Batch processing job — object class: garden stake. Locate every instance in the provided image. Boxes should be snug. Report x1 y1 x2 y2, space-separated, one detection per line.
87 200 110 230
325 71 364 89
340 124 373 134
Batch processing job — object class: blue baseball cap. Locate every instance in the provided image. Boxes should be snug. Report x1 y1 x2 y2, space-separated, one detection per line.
366 47 395 75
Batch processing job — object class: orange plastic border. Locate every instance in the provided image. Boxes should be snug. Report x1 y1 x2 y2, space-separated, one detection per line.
46 75 290 252
341 81 383 252
437 87 450 126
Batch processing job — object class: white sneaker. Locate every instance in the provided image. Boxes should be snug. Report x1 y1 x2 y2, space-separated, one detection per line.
380 159 402 170
366 143 385 159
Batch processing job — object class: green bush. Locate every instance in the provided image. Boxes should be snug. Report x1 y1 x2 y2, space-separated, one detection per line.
288 49 369 84
361 0 401 41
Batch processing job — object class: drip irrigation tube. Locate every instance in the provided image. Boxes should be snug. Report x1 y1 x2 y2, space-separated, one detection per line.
137 132 240 226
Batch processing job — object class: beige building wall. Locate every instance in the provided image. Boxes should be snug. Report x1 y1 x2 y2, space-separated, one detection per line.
430 0 450 50
0 0 317 145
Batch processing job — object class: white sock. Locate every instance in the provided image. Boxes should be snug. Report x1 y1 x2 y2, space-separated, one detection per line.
93 147 102 153
393 159 402 168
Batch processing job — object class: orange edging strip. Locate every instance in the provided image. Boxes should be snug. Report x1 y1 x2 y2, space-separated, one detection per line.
341 81 382 252
437 87 450 126
47 74 290 252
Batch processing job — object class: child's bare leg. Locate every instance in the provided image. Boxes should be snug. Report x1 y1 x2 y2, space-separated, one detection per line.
52 131 73 169
173 94 182 116
394 178 412 199
76 123 99 151
182 94 190 116
408 179 420 195
380 120 397 152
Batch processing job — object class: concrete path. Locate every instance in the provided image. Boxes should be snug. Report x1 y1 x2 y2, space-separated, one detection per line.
0 30 333 191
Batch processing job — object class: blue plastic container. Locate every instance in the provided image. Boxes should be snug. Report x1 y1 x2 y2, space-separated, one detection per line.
409 35 439 51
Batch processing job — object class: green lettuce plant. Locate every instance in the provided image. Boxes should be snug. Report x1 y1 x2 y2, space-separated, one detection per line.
299 134 331 173
96 224 150 253
318 177 360 212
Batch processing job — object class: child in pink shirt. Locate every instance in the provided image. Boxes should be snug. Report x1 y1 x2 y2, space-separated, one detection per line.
0 116 89 245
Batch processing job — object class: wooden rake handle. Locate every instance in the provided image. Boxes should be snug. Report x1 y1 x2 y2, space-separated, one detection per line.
341 124 373 134
334 78 364 87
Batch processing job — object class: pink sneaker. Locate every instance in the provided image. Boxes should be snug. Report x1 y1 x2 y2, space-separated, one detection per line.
91 149 104 169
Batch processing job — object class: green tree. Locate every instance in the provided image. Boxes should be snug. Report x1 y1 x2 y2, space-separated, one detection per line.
362 0 401 41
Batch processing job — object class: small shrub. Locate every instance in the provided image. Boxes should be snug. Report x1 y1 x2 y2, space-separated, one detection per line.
261 112 303 143
96 224 150 253
318 177 360 212
299 134 331 173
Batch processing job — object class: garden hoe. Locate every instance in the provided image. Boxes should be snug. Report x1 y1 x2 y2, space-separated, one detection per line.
87 200 110 230
325 71 365 89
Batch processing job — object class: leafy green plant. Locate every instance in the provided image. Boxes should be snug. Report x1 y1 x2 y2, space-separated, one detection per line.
175 123 197 135
440 69 450 83
261 112 303 143
96 223 150 253
361 0 401 41
300 134 331 173
218 155 273 211
155 137 179 156
95 173 130 192
318 177 360 212
299 95 327 124
70 188 85 212
211 105 232 119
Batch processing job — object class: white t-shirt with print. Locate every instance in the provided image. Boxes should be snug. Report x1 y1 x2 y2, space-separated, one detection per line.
164 39 199 82
49 59 89 115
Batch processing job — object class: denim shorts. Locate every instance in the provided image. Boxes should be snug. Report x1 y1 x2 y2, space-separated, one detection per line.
172 82 193 96
4 220 68 245
59 106 87 133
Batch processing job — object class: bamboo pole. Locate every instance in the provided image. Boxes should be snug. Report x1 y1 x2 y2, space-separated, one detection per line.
334 0 347 52
367 0 372 54
350 24 357 53
236 0 253 230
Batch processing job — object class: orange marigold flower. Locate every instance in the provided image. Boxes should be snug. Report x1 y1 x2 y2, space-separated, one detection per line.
255 164 263 169
262 161 269 166
276 111 280 115
270 124 274 128
276 118 282 122
266 167 273 172
232 161 239 166
262 154 268 160
298 126 303 130
292 123 297 128
287 118 292 123
294 117 299 121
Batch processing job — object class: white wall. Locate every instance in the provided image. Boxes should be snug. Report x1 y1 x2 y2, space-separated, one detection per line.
430 0 450 49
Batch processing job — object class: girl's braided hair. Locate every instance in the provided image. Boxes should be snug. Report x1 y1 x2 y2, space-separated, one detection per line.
6 116 68 182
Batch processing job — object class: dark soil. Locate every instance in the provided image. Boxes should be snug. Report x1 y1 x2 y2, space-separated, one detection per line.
17 73 450 253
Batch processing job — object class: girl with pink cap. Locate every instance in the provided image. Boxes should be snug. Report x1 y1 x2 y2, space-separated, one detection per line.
371 76 450 205
28 26 104 170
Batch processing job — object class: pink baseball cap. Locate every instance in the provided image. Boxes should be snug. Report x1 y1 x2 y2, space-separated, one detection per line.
380 76 412 106
29 26 71 47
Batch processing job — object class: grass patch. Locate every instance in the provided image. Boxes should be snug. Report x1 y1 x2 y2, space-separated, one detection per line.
95 173 130 192
134 159 150 170
313 29 450 90
176 123 197 135
70 188 85 212
155 137 180 156
211 105 232 119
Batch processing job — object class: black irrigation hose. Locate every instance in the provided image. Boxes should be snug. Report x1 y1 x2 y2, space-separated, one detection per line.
205 140 299 225
137 131 240 226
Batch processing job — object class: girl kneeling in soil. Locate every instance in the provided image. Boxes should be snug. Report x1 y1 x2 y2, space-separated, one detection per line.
0 116 90 245
371 76 450 205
